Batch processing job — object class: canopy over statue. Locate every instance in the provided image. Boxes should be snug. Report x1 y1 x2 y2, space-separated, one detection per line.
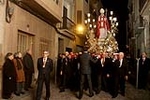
96 8 110 39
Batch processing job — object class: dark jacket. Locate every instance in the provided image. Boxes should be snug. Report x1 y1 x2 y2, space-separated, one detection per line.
115 58 129 77
79 52 96 74
97 58 112 76
37 57 53 80
2 59 16 99
23 53 34 73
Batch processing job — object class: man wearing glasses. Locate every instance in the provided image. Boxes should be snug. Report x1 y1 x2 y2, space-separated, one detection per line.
36 51 53 100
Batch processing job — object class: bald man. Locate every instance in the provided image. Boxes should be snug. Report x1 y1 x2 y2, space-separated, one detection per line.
112 52 129 98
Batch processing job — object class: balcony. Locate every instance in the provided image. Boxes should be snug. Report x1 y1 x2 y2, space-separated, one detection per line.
139 0 150 15
12 0 63 25
139 0 147 11
62 16 76 32
58 16 76 39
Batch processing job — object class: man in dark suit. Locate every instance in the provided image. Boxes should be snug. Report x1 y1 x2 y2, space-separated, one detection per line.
96 52 112 94
138 52 150 89
23 49 34 91
77 48 98 99
36 51 53 100
112 52 128 98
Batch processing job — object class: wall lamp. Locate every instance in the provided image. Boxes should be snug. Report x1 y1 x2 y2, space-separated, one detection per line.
6 0 14 23
0 0 4 4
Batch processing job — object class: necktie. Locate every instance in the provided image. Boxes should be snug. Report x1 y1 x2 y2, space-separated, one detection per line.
43 58 46 68
102 58 105 67
119 59 122 68
142 60 144 65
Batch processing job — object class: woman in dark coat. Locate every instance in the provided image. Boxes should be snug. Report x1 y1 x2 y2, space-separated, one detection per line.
2 53 17 99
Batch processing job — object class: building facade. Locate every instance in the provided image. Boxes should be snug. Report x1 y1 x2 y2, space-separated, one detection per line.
140 0 150 57
129 0 150 58
0 0 90 97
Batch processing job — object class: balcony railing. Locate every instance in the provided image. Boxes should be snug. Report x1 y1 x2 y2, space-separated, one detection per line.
62 16 76 33
139 0 147 11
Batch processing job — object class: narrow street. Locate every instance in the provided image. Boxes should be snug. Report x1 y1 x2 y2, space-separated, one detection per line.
5 82 150 100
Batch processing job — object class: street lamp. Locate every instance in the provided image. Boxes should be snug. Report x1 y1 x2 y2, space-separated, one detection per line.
76 24 84 34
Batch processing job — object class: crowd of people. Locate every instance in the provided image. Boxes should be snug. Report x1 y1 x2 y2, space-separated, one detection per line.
56 49 130 99
2 49 34 99
1 49 150 100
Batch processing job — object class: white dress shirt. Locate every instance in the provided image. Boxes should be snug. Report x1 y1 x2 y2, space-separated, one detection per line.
119 59 123 68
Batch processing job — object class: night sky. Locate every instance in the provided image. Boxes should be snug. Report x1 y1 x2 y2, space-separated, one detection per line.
101 0 129 52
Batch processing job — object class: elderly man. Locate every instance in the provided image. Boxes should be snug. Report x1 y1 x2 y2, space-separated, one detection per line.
36 51 53 100
112 52 129 98
23 49 34 91
138 52 150 89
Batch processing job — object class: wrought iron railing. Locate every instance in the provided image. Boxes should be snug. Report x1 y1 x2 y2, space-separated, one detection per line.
62 16 76 33
139 0 147 12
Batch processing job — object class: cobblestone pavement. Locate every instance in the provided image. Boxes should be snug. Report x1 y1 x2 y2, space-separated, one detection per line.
3 82 150 100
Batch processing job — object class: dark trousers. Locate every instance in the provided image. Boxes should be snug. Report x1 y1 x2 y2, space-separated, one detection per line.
111 76 119 96
138 74 147 89
59 73 70 91
119 77 125 94
97 74 102 92
25 72 33 89
36 74 50 100
101 75 109 92
79 74 93 96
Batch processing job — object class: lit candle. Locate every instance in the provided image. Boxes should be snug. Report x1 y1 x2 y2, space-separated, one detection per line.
87 13 90 17
90 24 92 28
113 17 117 22
110 11 113 15
93 19 95 22
116 22 119 26
85 20 87 24
109 16 112 21
94 25 96 28
88 18 90 23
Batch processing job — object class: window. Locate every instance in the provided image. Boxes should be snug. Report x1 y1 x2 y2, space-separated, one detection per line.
17 31 34 54
53 0 59 5
39 38 50 56
56 0 59 4
85 0 88 3
77 10 82 24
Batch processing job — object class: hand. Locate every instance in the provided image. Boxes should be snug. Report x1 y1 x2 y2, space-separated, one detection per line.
9 77 11 80
128 71 131 75
125 75 128 81
107 74 110 78
97 55 100 59
60 71 63 75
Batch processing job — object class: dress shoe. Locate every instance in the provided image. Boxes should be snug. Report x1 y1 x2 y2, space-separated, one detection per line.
95 90 100 94
112 95 117 98
14 92 20 96
9 95 13 99
120 92 125 96
45 97 49 100
89 93 94 97
25 88 29 91
59 89 65 92
77 95 82 99
28 86 33 89
77 93 83 99
21 92 25 94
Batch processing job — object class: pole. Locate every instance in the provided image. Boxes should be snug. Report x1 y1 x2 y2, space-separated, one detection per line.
136 58 140 88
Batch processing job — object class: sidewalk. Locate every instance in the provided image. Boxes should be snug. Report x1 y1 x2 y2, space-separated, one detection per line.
3 82 150 100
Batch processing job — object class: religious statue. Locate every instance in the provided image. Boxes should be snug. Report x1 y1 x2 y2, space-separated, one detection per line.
96 8 110 39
